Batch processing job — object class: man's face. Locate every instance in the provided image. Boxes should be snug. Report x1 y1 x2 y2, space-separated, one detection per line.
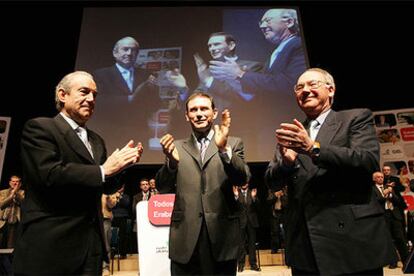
185 96 217 134
149 179 156 189
60 74 97 125
113 38 139 68
207 35 233 60
259 10 289 45
382 166 392 176
294 70 334 117
140 180 150 192
9 177 21 190
373 172 384 185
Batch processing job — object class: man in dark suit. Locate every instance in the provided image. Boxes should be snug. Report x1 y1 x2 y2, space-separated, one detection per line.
209 9 307 157
383 165 405 193
156 92 249 275
13 71 142 275
373 171 409 269
265 68 397 275
92 36 161 151
234 183 260 272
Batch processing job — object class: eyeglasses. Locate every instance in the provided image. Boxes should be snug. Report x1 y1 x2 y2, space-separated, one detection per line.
294 80 330 94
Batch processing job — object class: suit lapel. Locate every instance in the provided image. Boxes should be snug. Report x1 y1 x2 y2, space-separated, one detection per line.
111 65 130 95
87 130 104 164
315 111 342 146
182 136 203 168
202 140 218 168
54 114 95 164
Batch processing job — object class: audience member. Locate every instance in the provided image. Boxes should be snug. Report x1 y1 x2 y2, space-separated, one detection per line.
149 178 159 196
13 71 142 275
383 165 405 193
373 171 409 269
265 67 396 275
233 183 260 272
0 175 24 248
132 178 151 253
101 192 119 275
111 184 131 259
266 185 288 254
156 92 249 275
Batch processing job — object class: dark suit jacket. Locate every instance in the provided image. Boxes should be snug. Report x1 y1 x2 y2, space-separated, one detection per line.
265 109 397 275
13 114 118 274
204 59 263 111
92 65 161 150
236 188 259 228
156 134 248 264
93 65 153 96
240 36 306 97
374 185 407 221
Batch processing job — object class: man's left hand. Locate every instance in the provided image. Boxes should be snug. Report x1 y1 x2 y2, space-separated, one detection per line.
276 119 314 154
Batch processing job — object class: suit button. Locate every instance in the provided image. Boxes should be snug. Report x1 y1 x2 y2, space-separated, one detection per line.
199 212 203 217
338 221 345 228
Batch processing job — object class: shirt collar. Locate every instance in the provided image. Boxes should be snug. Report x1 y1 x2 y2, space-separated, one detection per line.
60 112 81 130
312 109 332 126
115 63 133 74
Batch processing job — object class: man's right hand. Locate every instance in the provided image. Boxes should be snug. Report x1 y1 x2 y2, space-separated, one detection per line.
194 53 212 85
160 134 180 169
103 140 141 177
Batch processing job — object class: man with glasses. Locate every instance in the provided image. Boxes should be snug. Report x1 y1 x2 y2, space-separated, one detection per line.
209 8 306 100
265 68 397 275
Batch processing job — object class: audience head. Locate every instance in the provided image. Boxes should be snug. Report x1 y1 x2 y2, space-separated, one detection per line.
55 71 97 126
9 175 21 190
382 165 392 177
140 178 150 193
373 171 384 185
149 178 156 190
113 36 139 69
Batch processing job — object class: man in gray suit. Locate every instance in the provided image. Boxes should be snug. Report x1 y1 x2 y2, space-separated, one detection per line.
265 68 397 275
156 92 249 275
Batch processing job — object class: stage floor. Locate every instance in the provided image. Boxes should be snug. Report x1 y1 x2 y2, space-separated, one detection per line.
112 263 411 276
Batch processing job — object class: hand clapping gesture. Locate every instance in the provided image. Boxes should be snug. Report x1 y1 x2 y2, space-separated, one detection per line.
159 133 180 169
214 109 231 152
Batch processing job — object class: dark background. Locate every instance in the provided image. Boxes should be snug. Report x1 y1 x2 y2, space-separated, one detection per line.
0 0 413 249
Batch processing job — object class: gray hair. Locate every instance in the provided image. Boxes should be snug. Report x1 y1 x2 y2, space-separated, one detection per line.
303 67 336 90
279 9 300 34
113 36 139 53
55 71 94 111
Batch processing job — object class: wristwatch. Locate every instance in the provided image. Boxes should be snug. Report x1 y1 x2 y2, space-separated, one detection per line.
310 141 321 158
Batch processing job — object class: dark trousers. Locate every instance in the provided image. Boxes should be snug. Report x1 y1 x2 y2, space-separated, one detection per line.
385 210 409 262
270 211 284 251
112 216 129 256
238 223 257 267
74 225 103 276
292 267 383 276
171 219 237 276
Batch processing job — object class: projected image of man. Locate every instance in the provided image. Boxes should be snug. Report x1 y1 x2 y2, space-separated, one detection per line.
91 36 162 153
195 32 262 112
